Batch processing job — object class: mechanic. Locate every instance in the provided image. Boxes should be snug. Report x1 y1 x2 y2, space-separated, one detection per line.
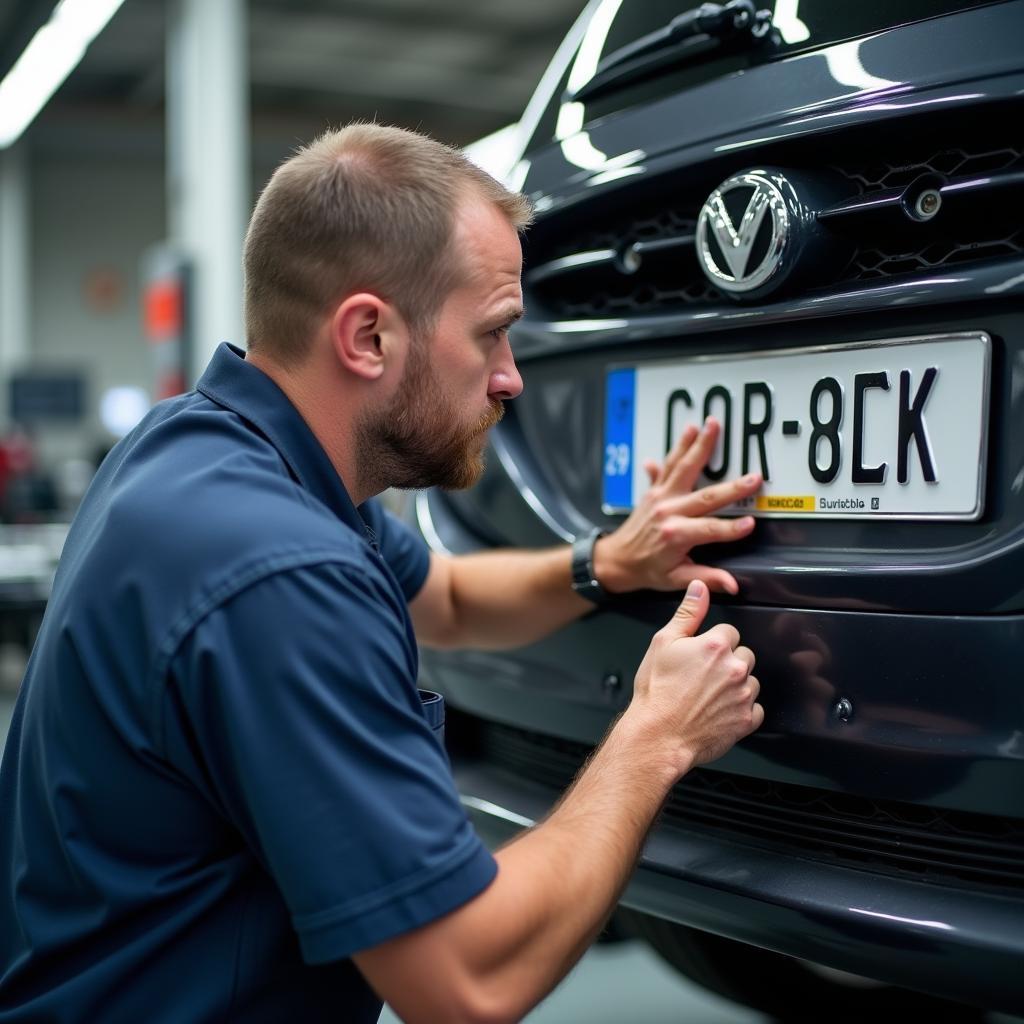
0 124 764 1023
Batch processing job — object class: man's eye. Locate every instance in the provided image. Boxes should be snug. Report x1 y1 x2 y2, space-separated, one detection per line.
489 326 509 340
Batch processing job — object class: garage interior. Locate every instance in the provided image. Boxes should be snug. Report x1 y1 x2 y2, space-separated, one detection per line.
0 2 1022 1021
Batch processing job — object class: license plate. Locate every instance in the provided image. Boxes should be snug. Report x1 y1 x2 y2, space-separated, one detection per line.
602 332 990 519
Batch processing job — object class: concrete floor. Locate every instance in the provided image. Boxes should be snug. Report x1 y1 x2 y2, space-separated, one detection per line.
1 690 1021 1023
379 938 766 1023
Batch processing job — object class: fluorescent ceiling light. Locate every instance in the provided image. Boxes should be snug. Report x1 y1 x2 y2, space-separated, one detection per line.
0 0 128 149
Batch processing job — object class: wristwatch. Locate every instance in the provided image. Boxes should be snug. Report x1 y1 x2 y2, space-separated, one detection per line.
570 527 609 605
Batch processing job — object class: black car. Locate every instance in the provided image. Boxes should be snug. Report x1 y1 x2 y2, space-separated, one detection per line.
403 1 1024 1016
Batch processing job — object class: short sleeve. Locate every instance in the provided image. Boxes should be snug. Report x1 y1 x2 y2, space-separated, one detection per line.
359 498 430 601
159 559 495 964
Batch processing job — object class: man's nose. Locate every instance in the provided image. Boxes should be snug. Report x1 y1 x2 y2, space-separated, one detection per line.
489 340 523 401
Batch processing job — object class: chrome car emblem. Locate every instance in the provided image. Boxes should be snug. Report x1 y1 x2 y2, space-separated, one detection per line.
696 171 790 294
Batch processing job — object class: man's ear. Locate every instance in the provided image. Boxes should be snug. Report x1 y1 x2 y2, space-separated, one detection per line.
329 293 407 381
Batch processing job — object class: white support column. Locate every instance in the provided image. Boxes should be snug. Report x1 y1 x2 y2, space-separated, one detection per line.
166 0 249 384
0 143 31 421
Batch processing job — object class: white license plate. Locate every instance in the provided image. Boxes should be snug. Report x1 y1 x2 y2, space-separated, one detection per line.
602 332 991 519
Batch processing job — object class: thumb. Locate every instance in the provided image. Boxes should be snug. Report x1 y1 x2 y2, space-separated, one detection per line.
670 579 709 637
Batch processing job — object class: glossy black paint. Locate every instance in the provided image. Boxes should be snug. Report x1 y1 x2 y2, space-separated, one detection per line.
451 310 1024 616
511 257 1024 360
817 168 1024 225
455 761 1024 1014
523 3 1024 216
406 0 1024 1007
420 489 1024 819
569 0 1006 119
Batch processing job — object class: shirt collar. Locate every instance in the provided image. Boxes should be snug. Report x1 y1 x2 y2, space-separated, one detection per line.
196 342 367 534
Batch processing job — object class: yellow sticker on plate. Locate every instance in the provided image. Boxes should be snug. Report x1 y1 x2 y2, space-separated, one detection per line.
756 495 816 512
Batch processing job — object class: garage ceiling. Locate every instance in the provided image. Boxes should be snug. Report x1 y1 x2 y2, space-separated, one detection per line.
0 0 586 154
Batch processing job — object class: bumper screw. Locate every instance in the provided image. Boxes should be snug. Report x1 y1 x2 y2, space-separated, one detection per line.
602 672 622 693
833 697 854 723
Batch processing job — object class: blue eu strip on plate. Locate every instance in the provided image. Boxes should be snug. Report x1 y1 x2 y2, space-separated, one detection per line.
603 368 636 510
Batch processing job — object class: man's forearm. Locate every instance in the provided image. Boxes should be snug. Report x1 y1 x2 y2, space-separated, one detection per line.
428 546 593 650
356 708 684 1023
411 460 760 651
476 711 685 1008
358 583 762 1024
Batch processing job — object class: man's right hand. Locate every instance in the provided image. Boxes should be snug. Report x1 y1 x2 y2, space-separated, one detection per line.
355 579 762 1024
626 578 763 777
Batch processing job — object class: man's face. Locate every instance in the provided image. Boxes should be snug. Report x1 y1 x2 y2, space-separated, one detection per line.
359 195 524 491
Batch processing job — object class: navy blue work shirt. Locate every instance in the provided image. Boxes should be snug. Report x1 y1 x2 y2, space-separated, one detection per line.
0 343 496 1022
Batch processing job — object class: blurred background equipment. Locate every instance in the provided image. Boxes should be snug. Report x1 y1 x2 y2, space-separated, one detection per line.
0 0 588 538
0 0 587 704
142 244 192 399
0 0 586 712
98 385 149 439
0 0 584 479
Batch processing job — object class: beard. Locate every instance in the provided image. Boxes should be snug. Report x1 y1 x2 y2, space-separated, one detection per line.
355 343 504 493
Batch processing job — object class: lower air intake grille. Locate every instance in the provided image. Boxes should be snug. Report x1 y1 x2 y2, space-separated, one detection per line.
473 718 1024 894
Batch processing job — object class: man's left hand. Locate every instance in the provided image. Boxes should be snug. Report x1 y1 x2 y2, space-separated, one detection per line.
592 417 761 596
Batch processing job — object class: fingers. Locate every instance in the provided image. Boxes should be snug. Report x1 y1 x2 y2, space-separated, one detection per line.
661 514 756 550
663 417 720 493
674 472 762 517
750 702 765 733
705 621 740 651
647 420 700 488
662 420 766 502
661 423 700 480
668 579 709 638
735 645 756 674
747 674 760 703
659 516 755 596
747 678 763 737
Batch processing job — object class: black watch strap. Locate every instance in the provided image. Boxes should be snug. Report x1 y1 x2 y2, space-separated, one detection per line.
571 527 609 604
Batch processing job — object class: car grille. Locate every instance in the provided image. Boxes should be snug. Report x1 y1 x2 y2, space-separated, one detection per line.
467 717 1024 894
524 117 1024 319
835 143 1024 281
525 199 724 318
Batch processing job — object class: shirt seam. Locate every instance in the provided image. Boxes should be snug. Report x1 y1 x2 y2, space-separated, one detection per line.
293 827 486 936
196 377 369 534
147 549 391 758
197 377 308 493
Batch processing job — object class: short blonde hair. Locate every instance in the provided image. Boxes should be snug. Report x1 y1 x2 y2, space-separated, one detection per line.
243 123 533 364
